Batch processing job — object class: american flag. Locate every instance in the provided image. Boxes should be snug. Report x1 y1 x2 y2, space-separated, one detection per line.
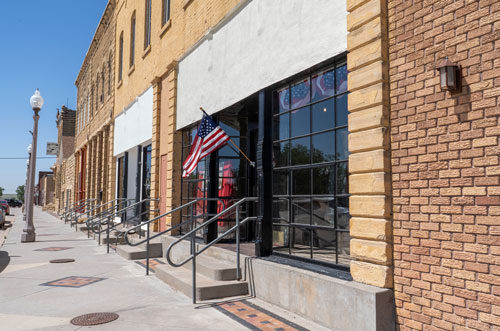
279 80 311 111
291 80 310 109
182 113 230 178
314 71 335 99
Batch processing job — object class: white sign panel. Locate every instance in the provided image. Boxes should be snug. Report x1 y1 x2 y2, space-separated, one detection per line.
46 142 59 155
114 86 153 156
176 0 348 129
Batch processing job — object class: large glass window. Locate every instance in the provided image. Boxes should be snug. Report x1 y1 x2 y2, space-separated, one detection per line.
162 0 171 26
144 0 152 49
272 61 350 268
130 13 136 67
118 33 124 81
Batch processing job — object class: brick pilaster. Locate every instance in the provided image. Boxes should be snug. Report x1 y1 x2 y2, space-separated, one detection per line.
107 122 116 202
151 77 162 228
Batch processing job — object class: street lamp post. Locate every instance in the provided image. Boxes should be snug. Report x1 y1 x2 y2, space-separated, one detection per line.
23 149 31 221
22 89 44 243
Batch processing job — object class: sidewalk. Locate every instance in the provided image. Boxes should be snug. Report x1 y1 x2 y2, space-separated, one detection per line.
0 208 247 331
0 208 326 331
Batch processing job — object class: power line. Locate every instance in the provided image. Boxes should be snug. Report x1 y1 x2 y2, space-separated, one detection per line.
0 157 56 160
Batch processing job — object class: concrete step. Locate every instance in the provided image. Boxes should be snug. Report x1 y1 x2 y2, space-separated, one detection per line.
186 254 241 281
116 242 163 260
97 233 126 245
155 262 248 301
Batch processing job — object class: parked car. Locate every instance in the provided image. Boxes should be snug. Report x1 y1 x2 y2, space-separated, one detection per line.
0 200 10 215
7 198 22 208
0 207 5 229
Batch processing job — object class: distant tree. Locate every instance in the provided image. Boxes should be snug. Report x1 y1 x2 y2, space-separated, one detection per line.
16 185 24 202
0 186 4 197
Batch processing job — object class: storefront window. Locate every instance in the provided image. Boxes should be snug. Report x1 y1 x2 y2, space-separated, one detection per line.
272 60 351 268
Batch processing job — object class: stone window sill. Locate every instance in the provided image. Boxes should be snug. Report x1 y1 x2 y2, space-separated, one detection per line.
142 45 151 59
160 19 172 38
183 0 193 9
128 64 135 76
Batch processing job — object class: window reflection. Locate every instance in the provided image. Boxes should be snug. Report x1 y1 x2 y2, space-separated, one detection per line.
312 131 335 163
292 168 310 195
312 98 334 133
290 79 311 109
273 113 289 141
276 87 290 114
291 137 310 165
312 69 335 102
313 166 335 195
272 60 350 267
336 65 347 94
290 106 310 137
336 94 348 127
336 128 349 161
273 141 289 168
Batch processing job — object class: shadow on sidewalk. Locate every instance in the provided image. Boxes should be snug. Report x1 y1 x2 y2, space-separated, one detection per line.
0 251 11 273
36 239 93 243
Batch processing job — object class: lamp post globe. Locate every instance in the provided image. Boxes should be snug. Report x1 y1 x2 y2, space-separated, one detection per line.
22 89 43 242
30 89 44 111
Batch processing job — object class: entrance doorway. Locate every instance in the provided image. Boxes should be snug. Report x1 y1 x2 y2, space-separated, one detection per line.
180 97 259 243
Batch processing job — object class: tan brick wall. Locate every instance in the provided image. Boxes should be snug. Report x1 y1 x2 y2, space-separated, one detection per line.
114 0 241 226
74 1 116 206
389 0 500 329
346 0 393 288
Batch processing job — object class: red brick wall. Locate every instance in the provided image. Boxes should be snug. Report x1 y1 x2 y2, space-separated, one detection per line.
388 0 500 330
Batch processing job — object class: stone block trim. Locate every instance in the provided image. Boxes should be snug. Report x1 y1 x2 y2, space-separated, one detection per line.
151 77 162 226
346 0 393 288
389 0 500 329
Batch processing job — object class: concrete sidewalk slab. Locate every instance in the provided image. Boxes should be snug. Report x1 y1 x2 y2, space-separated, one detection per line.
0 208 246 331
0 208 330 331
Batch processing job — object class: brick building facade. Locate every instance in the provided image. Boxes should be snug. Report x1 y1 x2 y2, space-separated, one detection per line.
53 106 76 212
58 1 500 329
389 0 500 329
75 0 116 206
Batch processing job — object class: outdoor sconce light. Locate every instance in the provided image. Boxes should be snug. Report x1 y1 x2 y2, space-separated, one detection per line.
437 57 460 91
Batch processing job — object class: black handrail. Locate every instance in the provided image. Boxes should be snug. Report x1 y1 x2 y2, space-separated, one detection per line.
90 198 157 234
88 198 158 253
66 199 97 226
123 197 226 275
165 197 259 303
86 198 135 229
85 198 135 237
61 198 88 221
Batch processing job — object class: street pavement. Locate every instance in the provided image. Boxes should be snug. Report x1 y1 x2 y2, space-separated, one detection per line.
0 208 327 331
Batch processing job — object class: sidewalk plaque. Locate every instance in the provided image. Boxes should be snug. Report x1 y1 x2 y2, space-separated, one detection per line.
46 142 59 155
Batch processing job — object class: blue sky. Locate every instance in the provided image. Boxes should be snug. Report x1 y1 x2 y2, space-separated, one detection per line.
0 1 107 193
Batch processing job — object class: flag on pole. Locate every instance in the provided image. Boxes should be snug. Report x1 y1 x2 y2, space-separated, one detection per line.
182 113 230 177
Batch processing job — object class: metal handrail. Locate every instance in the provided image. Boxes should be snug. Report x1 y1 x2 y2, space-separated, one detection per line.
104 207 159 254
90 198 157 234
165 197 259 303
70 199 104 231
61 198 87 220
85 198 135 229
61 198 86 216
123 197 226 275
85 198 136 237
89 198 158 253
66 199 97 225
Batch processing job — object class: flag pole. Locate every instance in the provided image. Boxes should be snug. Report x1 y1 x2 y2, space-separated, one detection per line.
200 107 256 167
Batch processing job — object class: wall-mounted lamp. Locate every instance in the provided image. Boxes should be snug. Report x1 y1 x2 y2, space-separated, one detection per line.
437 57 460 91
